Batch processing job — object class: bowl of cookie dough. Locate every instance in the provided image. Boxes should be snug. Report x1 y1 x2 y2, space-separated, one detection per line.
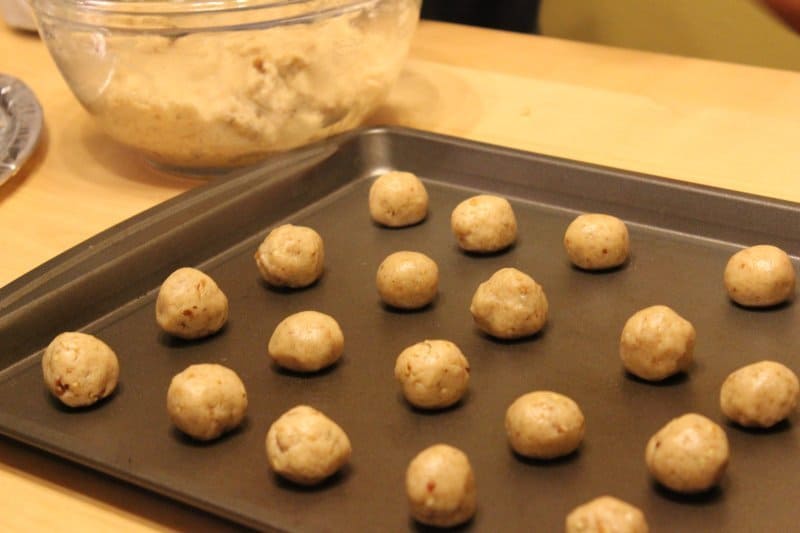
30 0 421 172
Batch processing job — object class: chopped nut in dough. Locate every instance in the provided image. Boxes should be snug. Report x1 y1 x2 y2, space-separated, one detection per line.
720 360 799 428
406 444 476 528
42 332 119 408
394 339 469 409
156 267 229 340
369 171 428 227
167 363 248 441
265 405 351 485
645 413 729 493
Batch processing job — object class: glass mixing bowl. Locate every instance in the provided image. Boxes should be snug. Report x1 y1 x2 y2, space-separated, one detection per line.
31 0 421 171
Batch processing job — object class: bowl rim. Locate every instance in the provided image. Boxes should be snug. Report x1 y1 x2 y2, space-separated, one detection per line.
31 0 392 32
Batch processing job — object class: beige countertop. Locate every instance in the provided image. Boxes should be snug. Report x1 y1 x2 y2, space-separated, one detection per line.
1 18 799 531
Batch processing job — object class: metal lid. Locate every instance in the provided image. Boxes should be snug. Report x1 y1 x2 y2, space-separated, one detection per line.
0 73 43 186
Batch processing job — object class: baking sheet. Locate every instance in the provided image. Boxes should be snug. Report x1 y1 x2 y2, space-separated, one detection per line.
0 127 798 532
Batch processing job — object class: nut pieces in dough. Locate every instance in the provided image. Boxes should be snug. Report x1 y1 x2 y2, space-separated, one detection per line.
720 360 799 428
565 495 649 533
167 364 248 441
85 0 421 168
406 444 477 528
470 267 548 339
563 213 630 270
724 244 796 307
645 413 729 493
265 405 352 486
268 311 344 372
156 267 229 340
394 340 470 409
505 391 585 459
376 251 439 309
619 305 695 381
369 171 429 227
42 332 120 408
451 194 517 253
255 224 325 288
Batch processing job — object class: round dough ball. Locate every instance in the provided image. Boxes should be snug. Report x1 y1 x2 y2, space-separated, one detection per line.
376 251 439 309
156 267 229 340
368 171 429 227
720 360 799 428
470 267 548 339
565 496 649 533
619 305 695 381
406 444 477 528
167 364 248 441
564 213 630 270
265 405 351 485
42 332 119 408
724 244 796 307
451 194 517 253
645 413 729 493
505 391 585 459
254 224 324 288
268 311 344 372
394 340 470 409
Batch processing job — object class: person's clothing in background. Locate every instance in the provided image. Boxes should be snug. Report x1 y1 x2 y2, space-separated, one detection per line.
421 1 542 34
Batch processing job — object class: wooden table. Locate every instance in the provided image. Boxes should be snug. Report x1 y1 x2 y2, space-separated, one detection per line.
1 18 799 531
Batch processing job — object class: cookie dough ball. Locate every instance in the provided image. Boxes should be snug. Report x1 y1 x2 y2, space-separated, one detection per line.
645 413 729 493
268 311 344 372
565 496 649 533
167 364 248 441
156 267 229 340
724 244 796 307
619 305 695 381
254 224 324 288
265 405 351 485
406 444 477 528
394 340 470 409
451 194 517 253
564 213 630 270
505 391 585 459
42 332 120 408
376 251 439 309
470 267 548 339
720 361 799 428
368 171 429 227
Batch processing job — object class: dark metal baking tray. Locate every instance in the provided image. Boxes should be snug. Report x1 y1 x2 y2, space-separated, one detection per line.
0 127 798 532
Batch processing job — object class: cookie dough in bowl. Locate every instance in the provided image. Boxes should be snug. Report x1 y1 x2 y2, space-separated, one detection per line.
369 171 429 227
394 339 470 409
405 444 477 528
505 391 585 459
255 224 324 289
166 363 248 441
563 213 630 270
265 405 352 486
268 310 344 372
470 267 548 339
720 360 799 428
34 0 422 170
451 194 517 253
645 413 729 493
42 332 120 408
565 495 649 533
619 305 695 381
376 251 439 309
723 244 796 307
156 267 229 340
